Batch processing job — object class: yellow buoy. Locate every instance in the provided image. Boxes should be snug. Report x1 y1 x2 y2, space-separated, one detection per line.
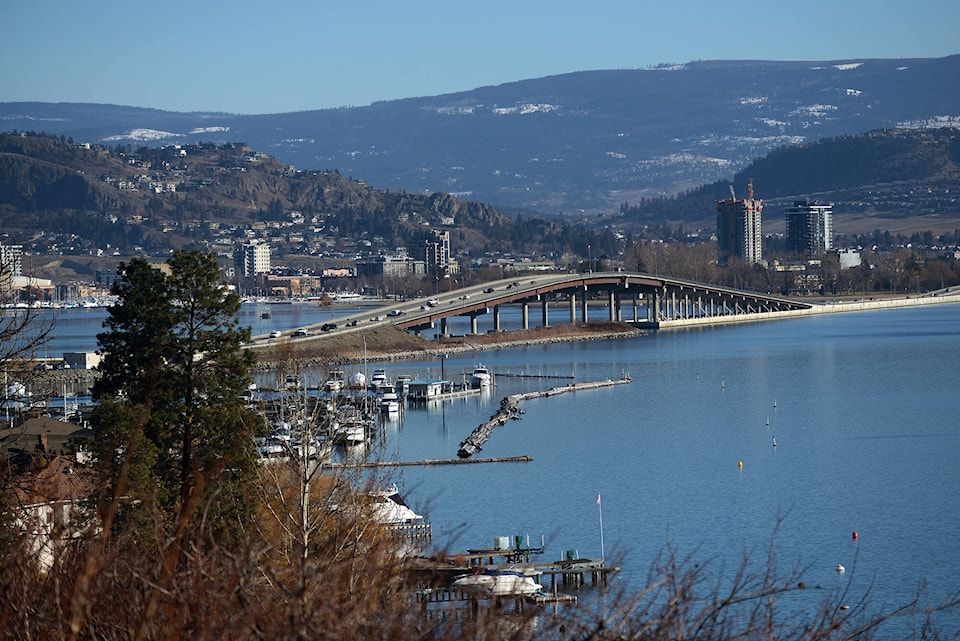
738 460 743 468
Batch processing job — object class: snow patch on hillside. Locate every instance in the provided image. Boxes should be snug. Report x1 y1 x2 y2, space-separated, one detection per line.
897 115 960 129
189 126 230 134
790 104 838 118
434 105 479 115
102 128 178 142
492 103 559 115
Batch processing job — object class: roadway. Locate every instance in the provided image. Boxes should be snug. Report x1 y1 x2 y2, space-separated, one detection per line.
245 271 821 349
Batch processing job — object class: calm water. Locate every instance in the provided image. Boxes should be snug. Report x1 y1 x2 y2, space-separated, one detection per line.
33 301 960 629
358 304 960 630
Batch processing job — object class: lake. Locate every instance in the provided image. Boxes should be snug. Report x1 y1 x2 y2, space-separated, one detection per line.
30 299 960 632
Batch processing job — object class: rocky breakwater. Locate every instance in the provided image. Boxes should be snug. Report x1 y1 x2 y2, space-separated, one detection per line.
457 375 632 458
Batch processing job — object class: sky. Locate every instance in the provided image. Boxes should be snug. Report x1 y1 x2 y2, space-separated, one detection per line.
2 0 958 115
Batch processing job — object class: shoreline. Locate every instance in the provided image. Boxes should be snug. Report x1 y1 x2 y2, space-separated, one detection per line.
251 326 647 371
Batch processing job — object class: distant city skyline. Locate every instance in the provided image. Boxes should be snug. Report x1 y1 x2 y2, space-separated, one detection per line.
1 0 958 115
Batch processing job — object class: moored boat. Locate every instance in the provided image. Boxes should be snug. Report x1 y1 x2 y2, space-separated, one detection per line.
453 569 543 596
470 364 492 388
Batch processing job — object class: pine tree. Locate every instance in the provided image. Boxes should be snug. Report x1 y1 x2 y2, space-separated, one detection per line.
92 250 259 536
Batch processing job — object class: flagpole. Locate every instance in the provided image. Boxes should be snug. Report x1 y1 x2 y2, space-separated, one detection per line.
597 492 605 560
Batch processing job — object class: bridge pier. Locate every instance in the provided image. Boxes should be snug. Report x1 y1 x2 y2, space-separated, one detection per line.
388 272 814 337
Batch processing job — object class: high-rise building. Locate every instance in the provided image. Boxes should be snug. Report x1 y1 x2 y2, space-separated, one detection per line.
234 242 271 277
715 180 763 264
785 200 833 257
411 229 456 274
0 244 23 277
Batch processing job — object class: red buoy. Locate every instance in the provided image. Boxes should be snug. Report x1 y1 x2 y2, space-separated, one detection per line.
852 531 858 540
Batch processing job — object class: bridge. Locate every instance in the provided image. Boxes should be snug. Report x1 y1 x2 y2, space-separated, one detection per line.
390 272 811 336
250 272 960 346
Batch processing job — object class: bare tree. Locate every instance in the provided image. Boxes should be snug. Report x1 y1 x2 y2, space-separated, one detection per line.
0 257 55 378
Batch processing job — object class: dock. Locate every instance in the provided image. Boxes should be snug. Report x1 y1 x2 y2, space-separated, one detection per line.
411 555 618 611
457 375 632 458
328 455 533 469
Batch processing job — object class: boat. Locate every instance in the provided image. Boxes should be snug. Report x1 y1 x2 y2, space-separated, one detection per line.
334 404 373 445
378 384 401 414
470 364 492 388
369 368 388 390
348 371 367 389
453 569 543 596
324 370 345 392
367 483 424 524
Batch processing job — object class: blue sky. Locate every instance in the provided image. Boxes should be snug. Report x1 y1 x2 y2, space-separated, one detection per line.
2 0 957 115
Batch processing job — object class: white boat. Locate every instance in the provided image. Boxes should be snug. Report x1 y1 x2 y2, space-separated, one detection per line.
348 371 367 389
453 569 543 596
367 483 423 524
342 425 365 445
369 368 388 389
324 370 345 392
470 364 492 388
378 384 401 414
335 405 371 445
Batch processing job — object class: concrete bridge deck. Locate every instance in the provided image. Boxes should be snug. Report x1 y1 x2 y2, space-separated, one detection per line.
249 272 960 344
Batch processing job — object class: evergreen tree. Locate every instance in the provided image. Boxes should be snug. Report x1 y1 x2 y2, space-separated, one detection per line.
92 250 259 536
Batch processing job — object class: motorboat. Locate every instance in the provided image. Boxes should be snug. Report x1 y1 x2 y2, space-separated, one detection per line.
367 483 423 524
470 364 492 388
453 569 543 596
324 370 345 392
369 368 388 390
334 404 372 445
378 384 401 414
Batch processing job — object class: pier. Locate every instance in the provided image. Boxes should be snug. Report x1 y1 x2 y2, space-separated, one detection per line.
457 375 632 458
411 554 618 611
328 455 533 469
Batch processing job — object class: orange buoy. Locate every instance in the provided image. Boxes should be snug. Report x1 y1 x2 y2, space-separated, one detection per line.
852 531 858 540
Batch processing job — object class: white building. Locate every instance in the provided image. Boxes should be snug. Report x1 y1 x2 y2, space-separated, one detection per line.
234 242 271 277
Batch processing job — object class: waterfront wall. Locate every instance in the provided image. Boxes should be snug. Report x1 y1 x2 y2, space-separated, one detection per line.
653 292 960 330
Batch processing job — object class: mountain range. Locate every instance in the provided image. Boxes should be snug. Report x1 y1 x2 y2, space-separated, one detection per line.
3 56 958 216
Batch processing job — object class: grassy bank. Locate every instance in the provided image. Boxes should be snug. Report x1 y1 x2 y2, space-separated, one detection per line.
252 321 644 369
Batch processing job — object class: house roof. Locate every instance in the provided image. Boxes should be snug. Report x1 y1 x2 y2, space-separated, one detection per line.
8 454 99 508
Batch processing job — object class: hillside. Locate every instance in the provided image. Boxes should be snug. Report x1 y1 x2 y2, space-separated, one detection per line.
618 128 960 235
2 56 958 214
2 127 959 285
0 134 518 258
